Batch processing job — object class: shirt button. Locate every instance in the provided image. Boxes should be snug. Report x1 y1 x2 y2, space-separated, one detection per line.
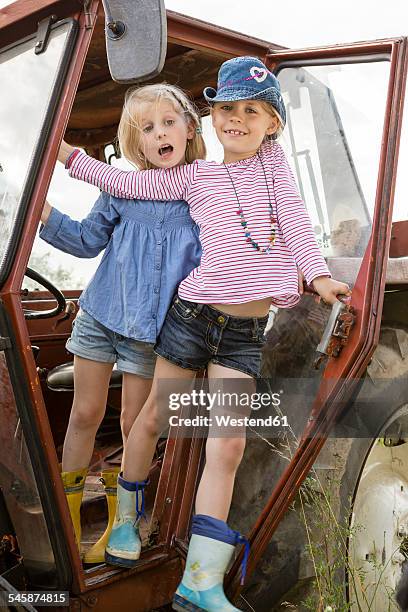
217 316 225 324
154 287 159 294
157 241 162 246
152 313 156 319
155 264 161 270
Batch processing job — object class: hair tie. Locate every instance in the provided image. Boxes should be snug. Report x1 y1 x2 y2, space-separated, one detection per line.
195 127 202 134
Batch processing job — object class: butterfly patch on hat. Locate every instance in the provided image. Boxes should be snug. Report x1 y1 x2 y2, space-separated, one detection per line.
250 65 268 83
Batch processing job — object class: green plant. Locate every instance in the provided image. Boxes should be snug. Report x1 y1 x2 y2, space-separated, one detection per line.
297 470 399 611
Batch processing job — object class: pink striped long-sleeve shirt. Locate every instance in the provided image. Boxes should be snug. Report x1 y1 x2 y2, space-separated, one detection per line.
67 141 330 308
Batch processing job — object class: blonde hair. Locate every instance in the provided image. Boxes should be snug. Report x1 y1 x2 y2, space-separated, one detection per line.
117 84 206 169
258 101 284 141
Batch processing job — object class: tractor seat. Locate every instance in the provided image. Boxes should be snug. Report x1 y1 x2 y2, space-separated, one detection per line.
46 362 123 392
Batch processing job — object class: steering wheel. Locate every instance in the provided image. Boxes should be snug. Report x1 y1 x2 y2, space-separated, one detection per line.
23 268 67 320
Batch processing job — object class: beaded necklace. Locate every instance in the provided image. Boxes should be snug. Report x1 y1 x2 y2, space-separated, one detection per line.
223 152 276 254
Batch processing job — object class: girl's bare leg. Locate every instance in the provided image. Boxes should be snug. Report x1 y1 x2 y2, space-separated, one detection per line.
120 373 153 445
195 362 253 521
122 356 196 482
62 356 113 472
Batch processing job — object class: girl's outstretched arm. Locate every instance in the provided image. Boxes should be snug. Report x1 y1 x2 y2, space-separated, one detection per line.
61 145 198 202
40 192 120 258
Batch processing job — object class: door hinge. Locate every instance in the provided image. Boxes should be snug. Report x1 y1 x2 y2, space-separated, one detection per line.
34 15 58 55
0 336 11 351
314 302 356 368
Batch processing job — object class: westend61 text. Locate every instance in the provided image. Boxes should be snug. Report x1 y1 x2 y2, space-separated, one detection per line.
169 415 289 427
168 390 282 411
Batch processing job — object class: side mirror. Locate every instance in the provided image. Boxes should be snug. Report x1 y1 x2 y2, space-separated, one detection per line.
103 0 167 84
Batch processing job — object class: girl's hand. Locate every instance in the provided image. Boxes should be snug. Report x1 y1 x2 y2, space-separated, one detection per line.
312 275 351 306
58 140 75 164
41 201 53 225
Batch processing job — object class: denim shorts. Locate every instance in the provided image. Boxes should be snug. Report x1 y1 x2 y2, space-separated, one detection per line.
154 296 268 378
66 309 156 378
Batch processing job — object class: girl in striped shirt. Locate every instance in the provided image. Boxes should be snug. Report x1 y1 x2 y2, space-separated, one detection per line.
59 56 350 611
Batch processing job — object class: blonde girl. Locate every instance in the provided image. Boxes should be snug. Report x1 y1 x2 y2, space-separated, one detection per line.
40 84 205 563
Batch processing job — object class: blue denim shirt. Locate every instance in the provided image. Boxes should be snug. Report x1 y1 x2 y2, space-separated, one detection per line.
39 192 201 342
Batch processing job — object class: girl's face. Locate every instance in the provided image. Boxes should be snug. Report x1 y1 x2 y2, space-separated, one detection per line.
138 100 195 169
211 100 279 164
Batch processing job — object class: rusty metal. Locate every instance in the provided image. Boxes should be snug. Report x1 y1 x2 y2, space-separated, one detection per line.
83 0 95 30
326 305 356 358
267 38 398 65
172 433 205 543
227 37 408 600
172 537 188 559
78 556 182 610
390 220 408 257
152 429 201 548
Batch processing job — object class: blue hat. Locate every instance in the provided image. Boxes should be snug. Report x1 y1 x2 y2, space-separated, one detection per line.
203 56 286 126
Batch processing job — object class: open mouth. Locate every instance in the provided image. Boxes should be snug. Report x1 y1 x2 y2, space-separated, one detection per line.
224 130 247 136
159 144 174 156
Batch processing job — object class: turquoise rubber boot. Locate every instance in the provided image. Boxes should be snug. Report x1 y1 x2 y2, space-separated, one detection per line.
172 514 249 612
104 474 148 568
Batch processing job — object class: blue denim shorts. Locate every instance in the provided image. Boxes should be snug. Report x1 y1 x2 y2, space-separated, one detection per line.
154 296 268 378
66 309 156 378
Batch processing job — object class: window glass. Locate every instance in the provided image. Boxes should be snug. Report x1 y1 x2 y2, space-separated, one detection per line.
278 61 389 267
29 161 101 290
0 21 75 281
392 81 408 222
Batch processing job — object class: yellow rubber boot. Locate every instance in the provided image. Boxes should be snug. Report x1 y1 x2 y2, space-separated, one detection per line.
61 468 87 551
83 468 120 564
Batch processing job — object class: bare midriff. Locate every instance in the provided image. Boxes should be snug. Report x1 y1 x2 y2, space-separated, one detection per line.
209 297 271 318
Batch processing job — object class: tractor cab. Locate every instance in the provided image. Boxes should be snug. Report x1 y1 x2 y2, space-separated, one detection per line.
1 0 407 608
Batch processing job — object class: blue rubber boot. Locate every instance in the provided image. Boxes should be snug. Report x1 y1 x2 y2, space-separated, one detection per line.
172 515 249 612
104 474 148 568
